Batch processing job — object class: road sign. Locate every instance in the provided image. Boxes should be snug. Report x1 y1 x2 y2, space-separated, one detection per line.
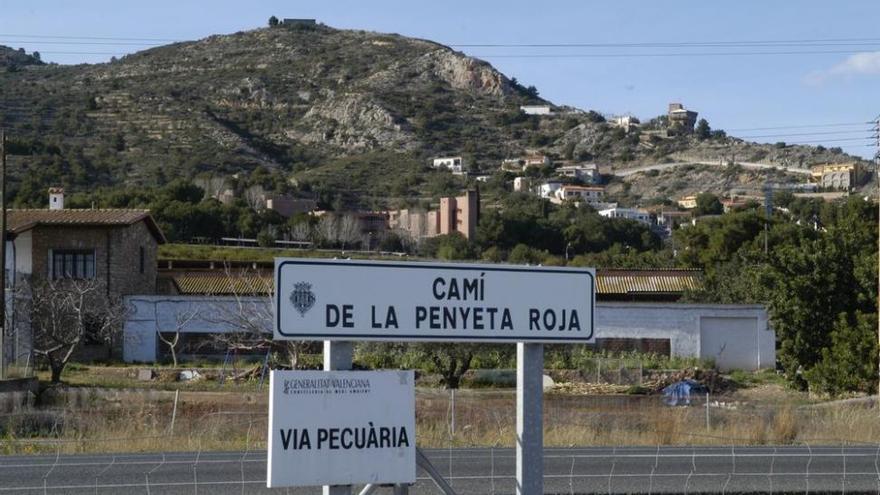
274 258 595 343
267 370 416 488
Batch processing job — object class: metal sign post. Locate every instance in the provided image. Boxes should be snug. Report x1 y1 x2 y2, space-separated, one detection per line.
324 340 353 495
516 343 543 495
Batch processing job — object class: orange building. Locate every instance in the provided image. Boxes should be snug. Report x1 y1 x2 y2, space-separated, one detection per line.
439 190 479 239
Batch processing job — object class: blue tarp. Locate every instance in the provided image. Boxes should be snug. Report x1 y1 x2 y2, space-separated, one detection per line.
662 379 709 406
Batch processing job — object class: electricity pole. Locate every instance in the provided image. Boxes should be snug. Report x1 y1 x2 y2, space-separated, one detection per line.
0 131 6 380
873 115 879 401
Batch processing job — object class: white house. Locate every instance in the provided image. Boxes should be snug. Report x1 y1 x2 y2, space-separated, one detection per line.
537 181 563 199
513 177 531 192
522 154 551 169
598 207 652 226
553 185 605 205
556 164 599 183
520 105 552 116
432 156 464 174
609 115 640 133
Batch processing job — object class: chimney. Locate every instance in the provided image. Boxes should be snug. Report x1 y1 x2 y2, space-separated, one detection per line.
48 187 64 210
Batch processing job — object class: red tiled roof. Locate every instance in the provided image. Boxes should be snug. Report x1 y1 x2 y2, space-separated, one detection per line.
7 209 166 243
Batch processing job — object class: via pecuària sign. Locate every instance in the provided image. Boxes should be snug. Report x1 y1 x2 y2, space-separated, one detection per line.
266 370 415 487
274 259 595 343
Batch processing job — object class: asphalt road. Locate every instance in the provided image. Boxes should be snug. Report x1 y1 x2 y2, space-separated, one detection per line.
1 446 879 494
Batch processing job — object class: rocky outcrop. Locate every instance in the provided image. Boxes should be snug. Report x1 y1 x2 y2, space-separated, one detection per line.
289 94 417 151
414 50 514 97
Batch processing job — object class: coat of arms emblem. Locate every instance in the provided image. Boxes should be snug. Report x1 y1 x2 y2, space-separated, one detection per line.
290 282 316 316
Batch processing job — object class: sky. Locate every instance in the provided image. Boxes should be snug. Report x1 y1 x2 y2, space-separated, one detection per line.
2 0 878 159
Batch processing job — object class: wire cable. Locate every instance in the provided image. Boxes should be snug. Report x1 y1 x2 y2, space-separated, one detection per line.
471 49 875 58
735 130 875 139
450 37 880 48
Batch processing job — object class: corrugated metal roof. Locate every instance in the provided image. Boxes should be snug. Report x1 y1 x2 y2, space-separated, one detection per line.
596 269 702 295
8 209 166 243
172 274 273 295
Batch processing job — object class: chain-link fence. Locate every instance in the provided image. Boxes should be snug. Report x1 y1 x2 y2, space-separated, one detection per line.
2 386 880 493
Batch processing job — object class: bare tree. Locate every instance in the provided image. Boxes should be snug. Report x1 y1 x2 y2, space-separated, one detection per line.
291 221 312 242
316 214 338 247
193 176 227 200
243 185 266 211
156 303 200 367
337 214 361 250
205 267 310 372
22 278 128 383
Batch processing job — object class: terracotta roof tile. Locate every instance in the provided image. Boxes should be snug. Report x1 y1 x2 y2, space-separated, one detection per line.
7 209 166 243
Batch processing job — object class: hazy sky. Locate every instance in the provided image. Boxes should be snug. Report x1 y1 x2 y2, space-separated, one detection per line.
2 0 878 158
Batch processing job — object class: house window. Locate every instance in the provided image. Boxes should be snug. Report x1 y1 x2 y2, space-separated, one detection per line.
139 247 145 274
52 250 96 279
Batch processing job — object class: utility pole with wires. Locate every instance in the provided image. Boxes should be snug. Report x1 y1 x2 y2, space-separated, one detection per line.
873 114 879 402
0 131 6 380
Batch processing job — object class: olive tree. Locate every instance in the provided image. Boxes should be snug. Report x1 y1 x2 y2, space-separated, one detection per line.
22 278 127 383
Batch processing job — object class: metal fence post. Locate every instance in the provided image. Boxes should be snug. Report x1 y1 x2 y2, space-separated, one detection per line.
170 389 179 434
705 392 710 430
324 340 353 495
516 342 543 495
450 388 455 437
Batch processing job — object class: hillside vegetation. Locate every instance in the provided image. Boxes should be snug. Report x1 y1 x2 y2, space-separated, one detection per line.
0 23 869 209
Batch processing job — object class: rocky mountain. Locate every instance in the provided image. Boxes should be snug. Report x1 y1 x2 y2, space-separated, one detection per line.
0 46 43 69
0 24 870 208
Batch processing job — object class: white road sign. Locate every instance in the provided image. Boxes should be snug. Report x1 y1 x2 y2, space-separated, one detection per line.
267 370 416 488
274 259 595 343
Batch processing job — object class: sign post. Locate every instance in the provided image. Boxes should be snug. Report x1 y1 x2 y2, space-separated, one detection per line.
323 340 353 495
273 258 596 493
516 342 543 495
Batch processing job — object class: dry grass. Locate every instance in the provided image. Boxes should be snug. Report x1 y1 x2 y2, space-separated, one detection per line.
2 387 879 455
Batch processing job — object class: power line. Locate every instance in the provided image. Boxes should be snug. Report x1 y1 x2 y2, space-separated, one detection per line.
0 33 180 42
725 122 871 131
0 40 164 46
472 50 874 58
14 51 128 56
757 137 874 144
735 129 875 139
450 37 880 48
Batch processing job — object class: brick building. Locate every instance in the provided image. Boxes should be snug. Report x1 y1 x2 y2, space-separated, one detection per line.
4 189 166 362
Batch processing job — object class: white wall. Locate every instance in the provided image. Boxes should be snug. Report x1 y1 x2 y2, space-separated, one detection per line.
124 295 271 363
13 231 32 277
126 296 775 370
596 303 774 371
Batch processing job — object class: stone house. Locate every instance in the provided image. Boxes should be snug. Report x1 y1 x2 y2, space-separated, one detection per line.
667 103 698 135
4 190 166 363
